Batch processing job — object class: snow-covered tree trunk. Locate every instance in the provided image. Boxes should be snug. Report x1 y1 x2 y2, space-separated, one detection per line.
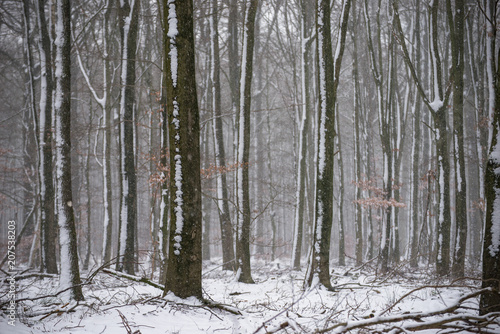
202 126 212 261
364 121 374 260
480 0 500 315
252 7 263 257
409 0 422 269
101 0 114 267
363 0 393 273
210 0 235 271
335 104 346 267
116 0 139 275
305 0 351 290
228 0 240 232
429 0 451 277
266 112 277 263
35 0 57 274
393 0 452 276
74 0 115 268
83 111 92 271
54 0 84 301
163 0 203 299
351 0 363 267
466 9 486 262
292 0 312 271
391 46 408 265
159 0 170 284
450 0 467 279
22 0 40 271
236 0 258 284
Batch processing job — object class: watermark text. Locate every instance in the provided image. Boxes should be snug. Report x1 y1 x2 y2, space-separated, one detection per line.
5 220 16 326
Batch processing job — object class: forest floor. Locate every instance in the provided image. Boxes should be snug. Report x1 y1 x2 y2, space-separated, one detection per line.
1 258 499 333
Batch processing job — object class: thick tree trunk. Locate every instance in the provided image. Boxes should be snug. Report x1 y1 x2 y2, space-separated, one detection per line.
480 0 500 315
163 0 203 299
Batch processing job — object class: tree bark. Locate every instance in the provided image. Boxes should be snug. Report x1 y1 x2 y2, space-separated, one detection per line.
351 0 362 267
305 0 351 290
54 0 84 301
449 0 467 279
480 0 500 315
292 0 313 271
101 0 114 268
116 0 139 275
409 0 422 269
163 0 203 299
236 0 259 284
35 0 58 275
210 0 235 271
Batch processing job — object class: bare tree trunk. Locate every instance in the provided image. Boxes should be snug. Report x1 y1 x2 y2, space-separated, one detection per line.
83 111 92 271
54 0 84 301
34 0 58 274
305 0 351 290
163 0 203 299
236 0 259 284
335 104 346 267
409 0 422 269
393 0 453 276
292 0 313 271
351 0 362 267
116 0 139 275
210 0 235 270
449 0 467 279
480 0 500 315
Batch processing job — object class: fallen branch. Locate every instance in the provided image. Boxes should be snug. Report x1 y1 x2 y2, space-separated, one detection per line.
37 301 80 320
315 288 500 333
161 296 241 316
102 268 164 290
102 269 241 315
201 299 241 315
117 309 142 334
0 272 57 283
0 282 90 309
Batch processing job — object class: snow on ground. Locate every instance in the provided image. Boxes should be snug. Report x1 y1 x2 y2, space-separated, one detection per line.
0 259 497 333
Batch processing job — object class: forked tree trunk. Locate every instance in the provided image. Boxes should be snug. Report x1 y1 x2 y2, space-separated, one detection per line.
305 0 351 290
393 0 452 276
